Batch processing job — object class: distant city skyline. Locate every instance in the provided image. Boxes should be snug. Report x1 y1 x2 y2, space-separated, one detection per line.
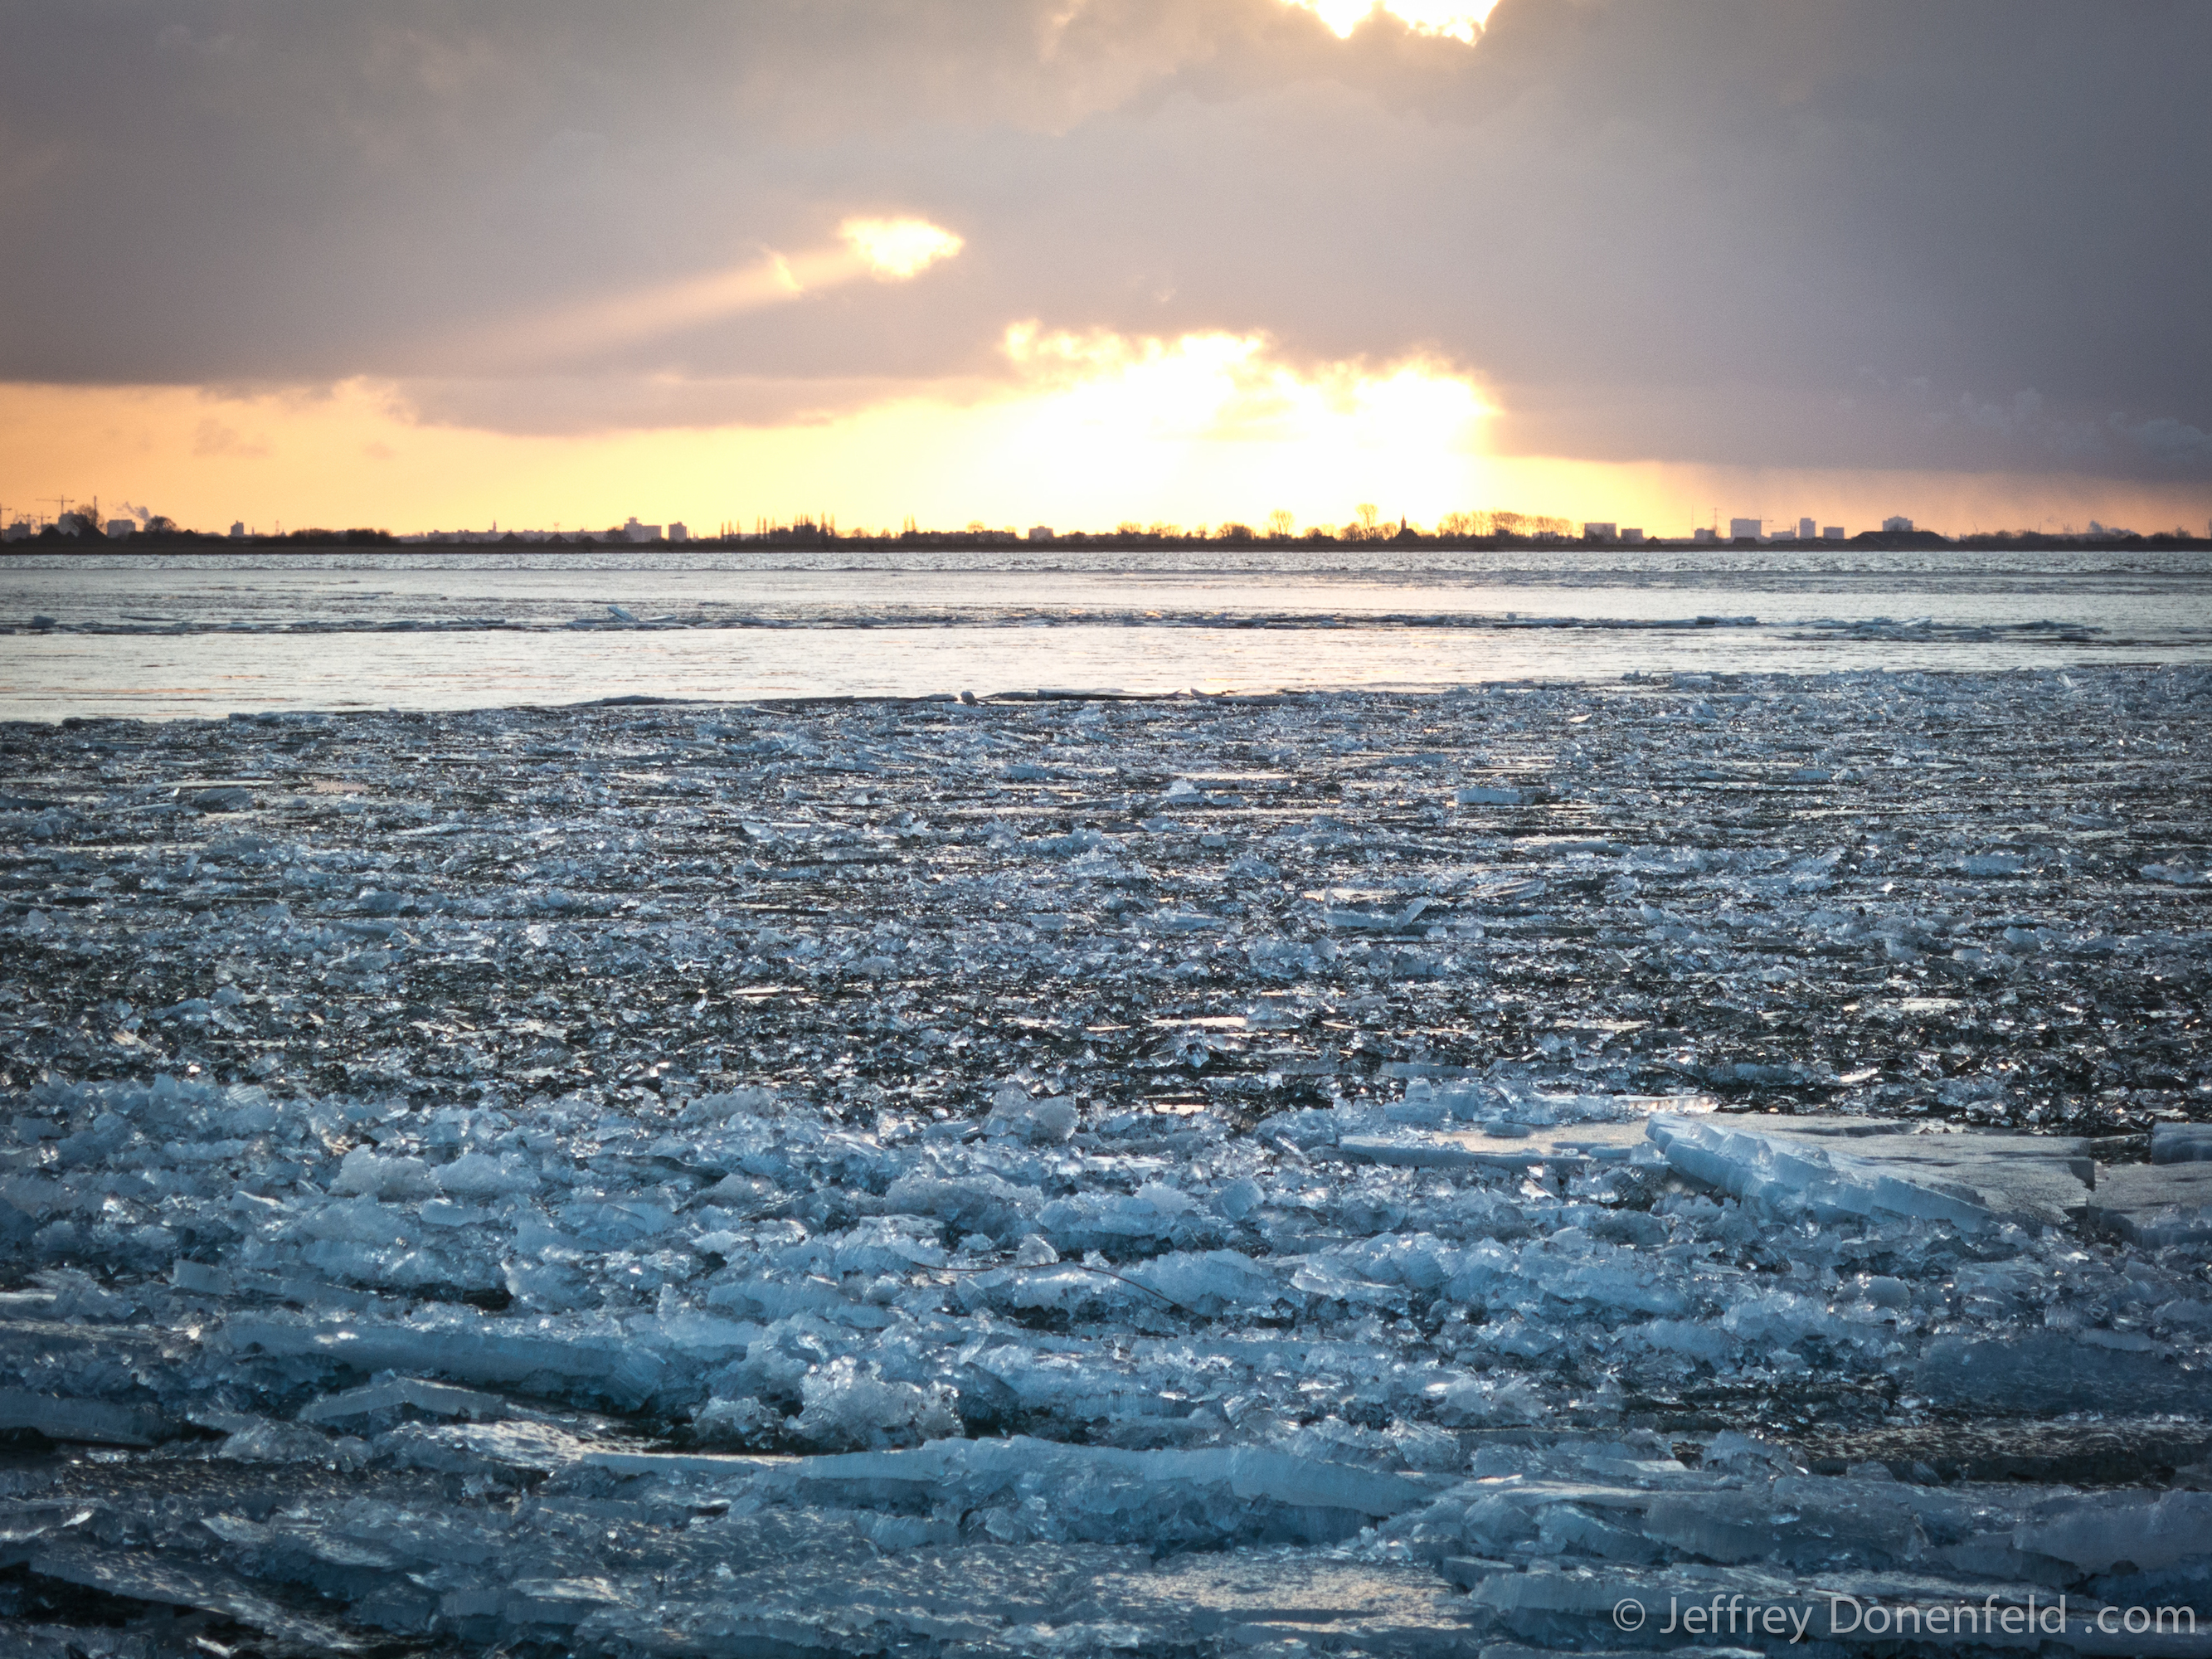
9 500 2205 548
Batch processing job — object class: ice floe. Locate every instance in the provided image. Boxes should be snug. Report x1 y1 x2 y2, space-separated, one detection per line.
0 665 2205 1653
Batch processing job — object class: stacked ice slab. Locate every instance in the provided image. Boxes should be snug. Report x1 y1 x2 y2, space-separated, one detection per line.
2088 1124 2212 1246
1647 1114 2212 1247
1645 1112 2098 1228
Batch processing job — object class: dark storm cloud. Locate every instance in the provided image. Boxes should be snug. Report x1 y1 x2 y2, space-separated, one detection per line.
2 0 2206 478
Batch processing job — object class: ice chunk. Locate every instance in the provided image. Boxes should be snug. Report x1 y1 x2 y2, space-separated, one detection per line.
1125 1248 1281 1314
1213 1175 1263 1221
382 1418 592 1477
26 1540 369 1652
1037 1182 1218 1254
2153 1123 2212 1164
2085 1160 2212 1245
984 1085 1077 1143
0 1388 168 1447
691 1394 785 1446
218 1419 364 1466
434 1151 540 1196
882 1171 1037 1240
792 1357 958 1450
1648 1115 2093 1228
220 1313 668 1408
641 1298 761 1358
1430 1376 1549 1426
1325 898 1432 933
2142 862 2208 884
297 1376 537 1428
1916 1332 2206 1414
333 1145 436 1199
678 1085 780 1125
743 1438 1433 1528
2014 1490 2212 1574
1335 1133 1486 1171
1536 1503 1665 1564
1643 1477 1923 1568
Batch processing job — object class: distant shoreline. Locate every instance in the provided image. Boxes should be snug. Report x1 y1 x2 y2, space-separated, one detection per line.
7 529 2210 555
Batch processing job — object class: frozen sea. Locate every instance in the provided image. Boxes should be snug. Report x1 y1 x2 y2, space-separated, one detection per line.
2 547 2210 1657
3 543 2210 718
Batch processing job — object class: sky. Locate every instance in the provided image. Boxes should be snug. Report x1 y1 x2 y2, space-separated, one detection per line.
3 0 2210 538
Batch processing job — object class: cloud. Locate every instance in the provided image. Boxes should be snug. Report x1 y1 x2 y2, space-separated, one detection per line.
191 416 270 459
2123 416 2212 471
395 373 992 438
0 0 2206 481
447 216 963 373
841 217 964 280
1288 0 1500 43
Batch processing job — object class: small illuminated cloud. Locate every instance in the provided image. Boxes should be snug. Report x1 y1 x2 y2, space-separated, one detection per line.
839 216 964 280
1286 0 1498 43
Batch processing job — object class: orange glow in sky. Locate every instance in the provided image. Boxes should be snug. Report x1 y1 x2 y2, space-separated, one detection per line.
0 331 1492 536
5 327 2205 542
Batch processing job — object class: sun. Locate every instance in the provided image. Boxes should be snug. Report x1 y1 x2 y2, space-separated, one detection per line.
1286 0 1500 44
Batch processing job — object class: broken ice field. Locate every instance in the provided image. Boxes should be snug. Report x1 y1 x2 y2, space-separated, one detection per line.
0 664 2207 1655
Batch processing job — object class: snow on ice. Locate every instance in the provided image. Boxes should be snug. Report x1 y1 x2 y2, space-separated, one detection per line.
0 666 2205 1655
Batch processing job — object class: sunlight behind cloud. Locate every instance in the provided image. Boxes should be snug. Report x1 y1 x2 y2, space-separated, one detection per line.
840 216 964 280
1286 0 1500 43
995 324 1493 523
457 215 962 371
